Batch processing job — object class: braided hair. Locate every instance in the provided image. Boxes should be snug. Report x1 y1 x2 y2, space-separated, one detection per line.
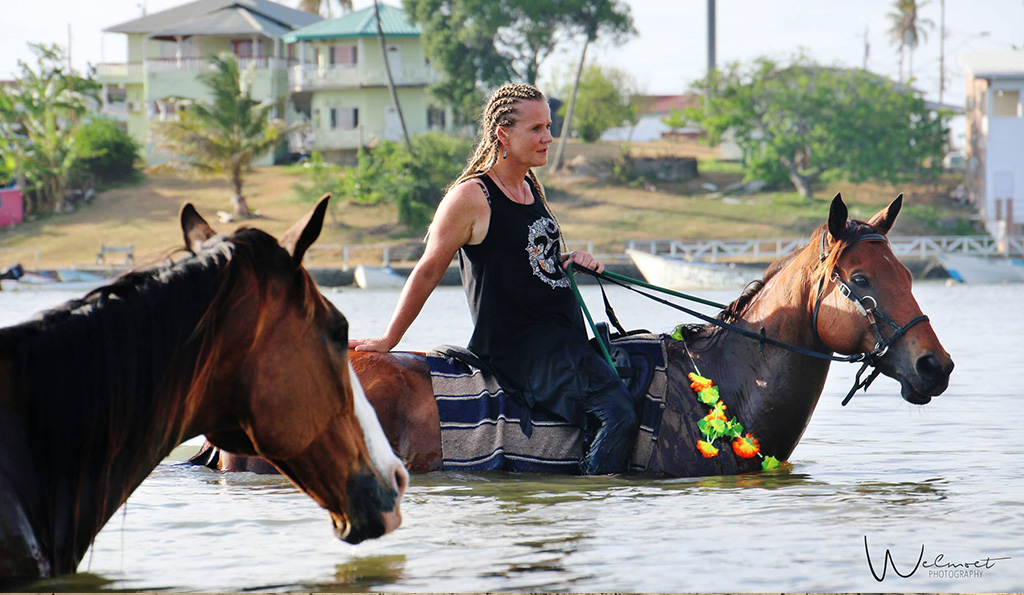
447 83 564 247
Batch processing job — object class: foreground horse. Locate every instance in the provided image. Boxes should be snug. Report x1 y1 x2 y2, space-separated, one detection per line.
197 194 953 477
0 198 407 581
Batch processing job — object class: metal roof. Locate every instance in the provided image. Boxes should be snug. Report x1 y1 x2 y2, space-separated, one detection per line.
282 4 420 43
959 51 1024 80
105 0 320 36
148 7 292 39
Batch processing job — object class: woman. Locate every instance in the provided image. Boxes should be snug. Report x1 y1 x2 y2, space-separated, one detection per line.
350 83 637 474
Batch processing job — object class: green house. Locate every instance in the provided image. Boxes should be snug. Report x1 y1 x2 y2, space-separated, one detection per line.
96 0 321 165
282 3 452 162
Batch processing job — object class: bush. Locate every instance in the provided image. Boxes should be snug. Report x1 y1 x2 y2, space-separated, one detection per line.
73 118 140 183
343 132 473 231
291 151 347 205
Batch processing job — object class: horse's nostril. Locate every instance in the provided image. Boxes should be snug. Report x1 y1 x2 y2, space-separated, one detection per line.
393 465 409 498
916 353 941 381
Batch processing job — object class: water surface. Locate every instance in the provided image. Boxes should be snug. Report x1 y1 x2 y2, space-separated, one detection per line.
3 282 1020 592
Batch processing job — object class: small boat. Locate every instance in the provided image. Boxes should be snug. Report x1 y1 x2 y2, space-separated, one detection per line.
938 253 1024 284
0 268 108 292
627 249 763 290
353 264 407 289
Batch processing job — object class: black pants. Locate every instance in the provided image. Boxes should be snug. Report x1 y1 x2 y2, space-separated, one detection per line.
490 331 639 475
578 377 638 474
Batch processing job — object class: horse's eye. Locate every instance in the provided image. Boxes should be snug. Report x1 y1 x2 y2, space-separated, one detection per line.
852 274 871 288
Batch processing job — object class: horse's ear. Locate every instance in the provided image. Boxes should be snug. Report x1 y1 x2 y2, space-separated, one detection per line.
281 194 330 266
867 193 903 235
180 203 217 253
828 192 848 241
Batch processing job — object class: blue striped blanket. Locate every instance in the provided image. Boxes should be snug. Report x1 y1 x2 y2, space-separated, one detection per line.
426 333 668 473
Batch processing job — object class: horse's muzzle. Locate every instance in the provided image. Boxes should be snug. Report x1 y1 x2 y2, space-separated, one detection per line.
898 352 954 404
332 469 404 544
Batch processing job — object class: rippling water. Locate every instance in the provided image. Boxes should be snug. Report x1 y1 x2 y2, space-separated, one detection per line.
3 281 1021 592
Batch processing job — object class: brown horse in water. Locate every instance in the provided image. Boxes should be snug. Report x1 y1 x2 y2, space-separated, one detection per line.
197 194 953 478
0 197 407 581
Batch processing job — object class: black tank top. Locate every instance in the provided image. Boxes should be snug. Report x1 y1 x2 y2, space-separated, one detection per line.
460 174 586 392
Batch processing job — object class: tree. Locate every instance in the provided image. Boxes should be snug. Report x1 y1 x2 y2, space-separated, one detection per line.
0 43 97 215
685 56 947 200
151 53 290 219
549 0 635 171
555 64 637 142
297 0 352 18
403 0 618 121
73 117 141 183
887 0 935 82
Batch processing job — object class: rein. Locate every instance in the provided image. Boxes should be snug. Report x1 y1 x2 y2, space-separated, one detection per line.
568 233 928 405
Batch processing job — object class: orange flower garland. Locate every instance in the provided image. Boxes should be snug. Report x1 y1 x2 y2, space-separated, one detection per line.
687 372 780 471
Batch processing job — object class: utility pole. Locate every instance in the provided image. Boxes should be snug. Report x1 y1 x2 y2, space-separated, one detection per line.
706 0 716 76
939 0 946 104
374 0 411 152
861 25 870 70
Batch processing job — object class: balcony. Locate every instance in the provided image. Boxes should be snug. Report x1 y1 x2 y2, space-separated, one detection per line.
289 63 436 91
95 62 144 84
95 57 293 80
289 127 381 152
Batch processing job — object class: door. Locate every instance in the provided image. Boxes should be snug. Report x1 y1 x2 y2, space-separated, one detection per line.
384 105 402 142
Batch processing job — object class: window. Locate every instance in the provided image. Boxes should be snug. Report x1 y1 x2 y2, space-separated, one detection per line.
232 40 254 59
427 106 446 129
330 44 357 66
329 107 358 130
992 89 1021 118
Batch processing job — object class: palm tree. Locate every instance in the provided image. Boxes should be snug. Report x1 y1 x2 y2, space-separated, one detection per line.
887 0 935 82
297 0 352 18
152 53 290 219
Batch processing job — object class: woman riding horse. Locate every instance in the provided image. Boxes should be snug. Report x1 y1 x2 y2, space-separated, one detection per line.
350 83 637 475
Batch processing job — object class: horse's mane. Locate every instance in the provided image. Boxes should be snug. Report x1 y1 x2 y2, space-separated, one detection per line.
676 219 884 342
0 226 293 565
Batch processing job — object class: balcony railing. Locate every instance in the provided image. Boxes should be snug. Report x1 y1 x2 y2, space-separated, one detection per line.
289 63 437 91
289 127 381 152
96 62 144 78
96 57 294 78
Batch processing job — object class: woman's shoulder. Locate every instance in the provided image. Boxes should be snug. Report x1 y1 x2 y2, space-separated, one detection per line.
449 175 491 203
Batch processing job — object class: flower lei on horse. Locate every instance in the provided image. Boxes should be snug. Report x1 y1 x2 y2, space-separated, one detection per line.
687 372 781 471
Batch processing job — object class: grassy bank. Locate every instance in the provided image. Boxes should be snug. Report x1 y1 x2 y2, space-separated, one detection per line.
0 139 977 271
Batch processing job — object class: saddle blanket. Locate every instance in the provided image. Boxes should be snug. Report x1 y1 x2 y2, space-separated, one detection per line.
426 333 668 473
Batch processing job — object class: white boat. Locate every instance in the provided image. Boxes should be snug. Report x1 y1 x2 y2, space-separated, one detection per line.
938 253 1024 284
353 264 407 289
626 249 764 290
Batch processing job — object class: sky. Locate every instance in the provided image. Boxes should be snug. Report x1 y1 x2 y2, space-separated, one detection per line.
1 0 1020 127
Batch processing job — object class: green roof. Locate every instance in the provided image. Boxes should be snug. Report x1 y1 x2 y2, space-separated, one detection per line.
282 4 420 43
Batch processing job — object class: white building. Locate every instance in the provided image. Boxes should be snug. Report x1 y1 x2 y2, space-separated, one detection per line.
959 51 1024 239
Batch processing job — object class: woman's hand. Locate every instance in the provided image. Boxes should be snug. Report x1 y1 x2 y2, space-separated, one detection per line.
561 250 605 274
349 336 396 353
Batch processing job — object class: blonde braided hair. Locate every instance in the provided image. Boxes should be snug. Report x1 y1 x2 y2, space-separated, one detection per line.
447 83 565 248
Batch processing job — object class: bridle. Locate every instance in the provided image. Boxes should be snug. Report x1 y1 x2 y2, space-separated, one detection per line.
811 230 930 404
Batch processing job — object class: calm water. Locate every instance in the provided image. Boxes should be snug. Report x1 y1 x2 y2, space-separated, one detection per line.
3 281 1022 592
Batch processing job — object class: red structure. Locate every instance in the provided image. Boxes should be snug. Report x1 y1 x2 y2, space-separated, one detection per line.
0 188 23 227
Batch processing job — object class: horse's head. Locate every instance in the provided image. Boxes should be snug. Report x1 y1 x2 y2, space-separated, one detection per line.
180 197 407 543
813 193 953 404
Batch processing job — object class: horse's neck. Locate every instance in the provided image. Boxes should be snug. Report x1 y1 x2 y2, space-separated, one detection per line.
13 286 213 574
695 253 831 459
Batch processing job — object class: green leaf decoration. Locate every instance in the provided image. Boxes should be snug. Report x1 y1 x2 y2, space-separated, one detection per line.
724 418 744 439
697 386 720 405
762 456 780 471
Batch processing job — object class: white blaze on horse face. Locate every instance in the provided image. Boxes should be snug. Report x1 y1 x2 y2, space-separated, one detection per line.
349 362 408 495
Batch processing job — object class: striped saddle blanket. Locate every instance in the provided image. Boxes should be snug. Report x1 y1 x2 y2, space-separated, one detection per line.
425 333 668 473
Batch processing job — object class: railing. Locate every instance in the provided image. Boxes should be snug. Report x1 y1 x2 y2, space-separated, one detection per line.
95 62 144 78
288 63 437 90
625 235 1024 262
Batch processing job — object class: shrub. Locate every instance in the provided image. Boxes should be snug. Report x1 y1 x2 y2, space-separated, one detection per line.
73 117 141 183
343 132 473 231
